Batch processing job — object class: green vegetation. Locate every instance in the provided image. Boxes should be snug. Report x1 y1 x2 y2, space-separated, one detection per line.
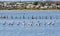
0 7 60 10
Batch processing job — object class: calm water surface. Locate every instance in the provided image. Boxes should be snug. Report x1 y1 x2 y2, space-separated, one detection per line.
0 10 60 36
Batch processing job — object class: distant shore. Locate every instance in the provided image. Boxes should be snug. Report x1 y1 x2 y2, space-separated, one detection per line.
0 7 60 10
0 1 60 10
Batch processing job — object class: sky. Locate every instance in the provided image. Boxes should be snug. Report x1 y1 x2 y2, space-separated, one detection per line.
0 0 60 1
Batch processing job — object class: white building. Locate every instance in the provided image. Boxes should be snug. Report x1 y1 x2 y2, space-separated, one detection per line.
57 5 60 8
26 4 35 8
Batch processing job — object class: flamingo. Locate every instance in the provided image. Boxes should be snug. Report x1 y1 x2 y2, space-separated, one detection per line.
52 21 55 26
52 22 55 26
44 22 46 26
48 22 52 26
9 22 14 26
28 21 33 27
3 21 6 25
22 21 26 26
17 22 20 26
36 21 40 27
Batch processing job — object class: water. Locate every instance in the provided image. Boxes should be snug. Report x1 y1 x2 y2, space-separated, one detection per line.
0 10 60 36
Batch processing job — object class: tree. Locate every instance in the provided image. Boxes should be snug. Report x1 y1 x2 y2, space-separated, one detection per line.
33 2 38 5
41 2 45 7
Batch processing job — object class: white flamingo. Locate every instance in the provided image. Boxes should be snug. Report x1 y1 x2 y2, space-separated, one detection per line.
3 21 6 25
22 21 25 26
48 22 52 26
52 21 55 26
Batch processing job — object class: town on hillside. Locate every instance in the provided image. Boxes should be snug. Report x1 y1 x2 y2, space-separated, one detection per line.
0 1 60 10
